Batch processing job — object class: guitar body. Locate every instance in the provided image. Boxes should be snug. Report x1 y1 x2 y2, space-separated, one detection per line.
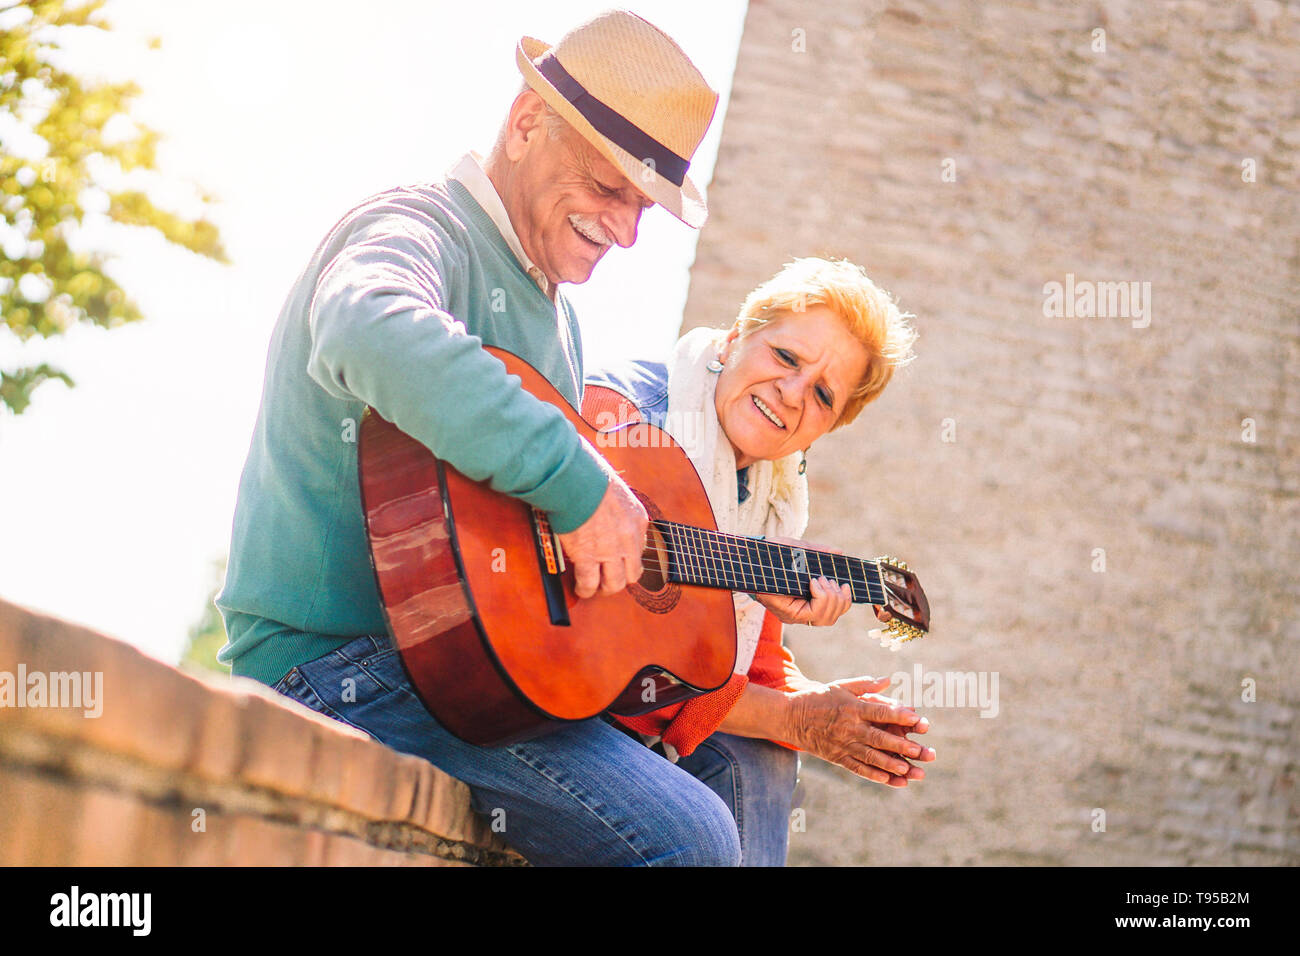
359 347 737 746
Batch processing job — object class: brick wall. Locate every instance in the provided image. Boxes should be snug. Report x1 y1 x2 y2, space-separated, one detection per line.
684 0 1299 864
0 599 522 866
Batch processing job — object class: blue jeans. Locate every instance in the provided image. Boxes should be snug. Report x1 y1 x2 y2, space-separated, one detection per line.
674 730 799 867
271 635 797 866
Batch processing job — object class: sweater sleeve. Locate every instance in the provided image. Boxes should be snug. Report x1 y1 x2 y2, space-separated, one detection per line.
306 214 611 534
747 613 820 695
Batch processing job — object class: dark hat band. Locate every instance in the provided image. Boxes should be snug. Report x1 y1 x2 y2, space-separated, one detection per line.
535 52 690 187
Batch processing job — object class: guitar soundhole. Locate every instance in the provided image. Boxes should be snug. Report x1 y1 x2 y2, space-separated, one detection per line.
628 490 680 614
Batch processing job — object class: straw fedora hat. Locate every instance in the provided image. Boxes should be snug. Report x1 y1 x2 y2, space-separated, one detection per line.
515 10 719 228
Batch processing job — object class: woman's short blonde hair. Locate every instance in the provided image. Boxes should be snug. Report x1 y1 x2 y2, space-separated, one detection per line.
732 257 917 429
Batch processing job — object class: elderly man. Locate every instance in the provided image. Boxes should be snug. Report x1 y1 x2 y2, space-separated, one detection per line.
216 11 743 865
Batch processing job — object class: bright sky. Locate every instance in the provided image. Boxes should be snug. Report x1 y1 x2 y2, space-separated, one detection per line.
0 0 748 664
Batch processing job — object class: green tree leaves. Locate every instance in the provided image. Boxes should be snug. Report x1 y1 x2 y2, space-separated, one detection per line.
0 359 70 412
1 0 227 413
180 556 229 675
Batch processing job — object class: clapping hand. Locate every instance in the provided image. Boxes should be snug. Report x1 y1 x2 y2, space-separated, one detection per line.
786 676 936 787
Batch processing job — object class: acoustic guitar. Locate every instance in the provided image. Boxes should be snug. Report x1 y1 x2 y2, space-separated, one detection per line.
358 346 931 746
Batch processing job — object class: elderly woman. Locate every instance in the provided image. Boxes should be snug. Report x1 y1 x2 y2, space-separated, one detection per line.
584 256 933 866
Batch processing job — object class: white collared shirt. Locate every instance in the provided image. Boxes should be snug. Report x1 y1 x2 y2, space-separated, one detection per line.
447 151 552 299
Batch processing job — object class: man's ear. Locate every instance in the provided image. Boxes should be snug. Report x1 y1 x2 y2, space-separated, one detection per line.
504 89 548 162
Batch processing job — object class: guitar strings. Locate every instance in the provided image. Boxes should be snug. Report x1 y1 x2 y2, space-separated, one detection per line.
647 520 887 570
634 549 885 578
634 555 886 584
658 521 887 561
634 552 884 579
646 520 887 574
632 520 890 601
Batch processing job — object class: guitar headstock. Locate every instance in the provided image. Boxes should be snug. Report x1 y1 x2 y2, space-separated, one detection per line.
875 555 931 650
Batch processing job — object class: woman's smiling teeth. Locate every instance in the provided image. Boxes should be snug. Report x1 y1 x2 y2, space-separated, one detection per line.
752 395 786 429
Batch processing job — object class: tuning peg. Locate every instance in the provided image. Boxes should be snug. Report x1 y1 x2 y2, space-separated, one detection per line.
876 617 930 648
898 560 909 570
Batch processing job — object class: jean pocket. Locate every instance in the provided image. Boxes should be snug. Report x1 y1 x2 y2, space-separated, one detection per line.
332 636 401 689
274 666 376 740
272 666 301 696
356 647 402 690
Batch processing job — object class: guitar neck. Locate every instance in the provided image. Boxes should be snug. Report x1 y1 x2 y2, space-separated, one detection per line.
652 520 887 606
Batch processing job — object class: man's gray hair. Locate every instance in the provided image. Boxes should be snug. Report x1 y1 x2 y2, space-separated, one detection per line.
491 81 572 156
526 82 571 141
540 102 569 141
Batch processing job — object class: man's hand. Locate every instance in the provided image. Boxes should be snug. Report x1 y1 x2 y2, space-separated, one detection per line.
785 676 936 787
557 473 648 598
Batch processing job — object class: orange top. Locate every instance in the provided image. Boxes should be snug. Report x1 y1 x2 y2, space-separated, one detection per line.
582 383 816 757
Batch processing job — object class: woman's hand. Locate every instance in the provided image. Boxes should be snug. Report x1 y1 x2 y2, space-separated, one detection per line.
753 576 853 626
751 535 864 627
785 676 936 787
751 578 893 629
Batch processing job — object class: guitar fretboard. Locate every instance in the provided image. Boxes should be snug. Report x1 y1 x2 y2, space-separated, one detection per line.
653 520 886 605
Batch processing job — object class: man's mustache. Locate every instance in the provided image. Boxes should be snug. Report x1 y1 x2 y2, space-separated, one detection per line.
569 214 611 246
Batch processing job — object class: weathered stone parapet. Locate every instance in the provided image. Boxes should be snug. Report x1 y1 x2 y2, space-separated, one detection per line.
0 599 524 866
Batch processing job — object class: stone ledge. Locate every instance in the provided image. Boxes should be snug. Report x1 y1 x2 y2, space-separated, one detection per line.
0 598 525 866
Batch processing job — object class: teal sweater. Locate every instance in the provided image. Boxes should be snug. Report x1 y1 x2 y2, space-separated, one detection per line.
216 179 611 685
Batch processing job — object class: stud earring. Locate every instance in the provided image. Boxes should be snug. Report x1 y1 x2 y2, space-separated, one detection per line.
706 357 724 373
798 450 807 475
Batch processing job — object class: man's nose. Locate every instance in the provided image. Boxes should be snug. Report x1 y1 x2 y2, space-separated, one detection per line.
603 197 643 249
